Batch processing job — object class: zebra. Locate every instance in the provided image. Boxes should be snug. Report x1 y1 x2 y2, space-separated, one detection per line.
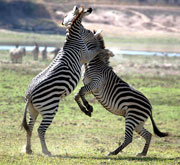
21 6 105 156
75 32 168 157
51 47 60 59
32 43 39 61
41 46 47 60
9 47 26 64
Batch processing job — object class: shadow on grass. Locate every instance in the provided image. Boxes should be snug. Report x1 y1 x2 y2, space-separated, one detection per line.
2 153 179 163
50 154 180 162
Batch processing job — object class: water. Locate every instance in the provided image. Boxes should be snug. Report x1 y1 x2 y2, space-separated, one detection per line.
0 45 180 57
111 48 180 57
0 45 56 52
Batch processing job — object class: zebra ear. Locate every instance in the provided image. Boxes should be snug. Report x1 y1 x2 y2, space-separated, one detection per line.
94 29 102 36
82 7 92 17
73 6 80 15
106 49 115 57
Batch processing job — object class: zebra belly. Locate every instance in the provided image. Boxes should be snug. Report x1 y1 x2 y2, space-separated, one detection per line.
106 107 127 116
30 77 79 111
93 92 127 117
104 104 127 117
32 88 66 111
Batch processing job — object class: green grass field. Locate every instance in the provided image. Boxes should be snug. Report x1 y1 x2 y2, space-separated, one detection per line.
0 30 65 47
0 50 180 164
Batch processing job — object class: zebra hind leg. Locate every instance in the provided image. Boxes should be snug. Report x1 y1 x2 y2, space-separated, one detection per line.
38 109 58 156
108 116 136 156
135 126 152 157
26 104 39 154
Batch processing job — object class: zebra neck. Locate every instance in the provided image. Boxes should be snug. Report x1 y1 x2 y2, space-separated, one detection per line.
41 51 81 79
90 57 107 66
66 18 83 41
87 57 112 71
88 60 104 69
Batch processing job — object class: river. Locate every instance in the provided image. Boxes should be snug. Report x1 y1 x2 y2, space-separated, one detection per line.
0 45 180 57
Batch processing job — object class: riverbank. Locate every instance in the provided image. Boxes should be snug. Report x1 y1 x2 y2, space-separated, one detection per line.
1 29 180 53
1 49 180 78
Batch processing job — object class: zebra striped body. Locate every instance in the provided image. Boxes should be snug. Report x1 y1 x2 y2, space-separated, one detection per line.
22 6 105 156
75 44 168 156
85 61 152 117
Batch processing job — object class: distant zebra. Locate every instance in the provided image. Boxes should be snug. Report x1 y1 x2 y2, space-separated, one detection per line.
51 47 60 59
9 47 26 64
75 33 168 157
21 6 105 156
32 43 39 61
41 46 47 60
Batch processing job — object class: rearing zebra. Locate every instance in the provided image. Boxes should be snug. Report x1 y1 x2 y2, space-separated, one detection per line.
75 32 168 156
21 6 105 156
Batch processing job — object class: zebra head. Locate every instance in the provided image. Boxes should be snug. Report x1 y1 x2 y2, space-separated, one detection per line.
62 6 92 27
97 49 115 66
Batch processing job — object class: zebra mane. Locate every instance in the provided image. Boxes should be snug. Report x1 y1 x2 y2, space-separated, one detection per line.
100 52 112 67
93 30 112 66
67 6 85 32
93 30 105 49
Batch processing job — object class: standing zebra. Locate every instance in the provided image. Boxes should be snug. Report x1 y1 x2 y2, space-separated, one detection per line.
32 43 39 61
51 47 60 59
75 33 168 156
41 46 47 60
21 6 105 156
9 47 26 64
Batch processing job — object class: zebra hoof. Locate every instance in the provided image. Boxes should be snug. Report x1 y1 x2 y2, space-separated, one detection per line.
107 152 112 156
87 105 93 113
107 151 116 156
136 152 147 157
43 150 52 156
26 149 33 154
85 111 91 117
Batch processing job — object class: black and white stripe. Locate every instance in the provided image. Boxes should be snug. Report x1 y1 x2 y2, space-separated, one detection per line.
21 6 104 156
75 46 168 156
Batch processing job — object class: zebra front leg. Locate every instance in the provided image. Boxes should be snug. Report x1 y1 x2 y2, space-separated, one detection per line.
77 84 97 114
75 93 91 117
81 95 93 113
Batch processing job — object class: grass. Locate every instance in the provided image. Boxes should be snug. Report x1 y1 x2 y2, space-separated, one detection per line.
0 30 65 47
0 50 180 164
105 33 180 52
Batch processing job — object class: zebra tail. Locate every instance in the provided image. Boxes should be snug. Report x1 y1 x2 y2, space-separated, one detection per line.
21 99 30 132
150 113 168 137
